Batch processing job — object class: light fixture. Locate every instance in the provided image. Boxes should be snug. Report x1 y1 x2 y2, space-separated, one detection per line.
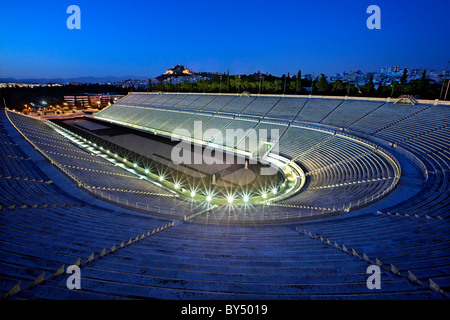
133 163 137 168
144 169 149 174
159 176 164 181
243 195 249 203
174 183 180 190
262 193 267 199
272 188 277 194
227 196 234 204
190 191 196 197
206 195 212 202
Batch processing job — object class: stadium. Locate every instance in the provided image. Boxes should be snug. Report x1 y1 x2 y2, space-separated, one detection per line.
0 92 449 300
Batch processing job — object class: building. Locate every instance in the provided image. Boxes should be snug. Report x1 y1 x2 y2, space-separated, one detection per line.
64 93 124 108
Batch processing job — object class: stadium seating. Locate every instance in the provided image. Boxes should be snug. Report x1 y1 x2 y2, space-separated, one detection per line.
4 111 186 214
8 223 441 299
1 92 449 300
297 212 450 296
295 98 344 123
320 100 385 128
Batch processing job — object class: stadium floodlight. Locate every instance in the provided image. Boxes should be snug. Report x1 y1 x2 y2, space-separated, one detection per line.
190 191 196 197
243 195 249 203
174 183 180 190
227 196 234 204
114 154 117 158
159 176 164 181
133 163 137 168
262 192 267 199
144 169 149 174
123 158 127 162
206 195 212 202
272 188 277 195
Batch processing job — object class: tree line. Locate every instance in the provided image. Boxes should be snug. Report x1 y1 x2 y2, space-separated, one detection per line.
1 70 447 112
145 69 446 100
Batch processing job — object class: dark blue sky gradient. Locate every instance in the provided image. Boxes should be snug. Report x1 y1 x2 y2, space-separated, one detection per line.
1 0 449 78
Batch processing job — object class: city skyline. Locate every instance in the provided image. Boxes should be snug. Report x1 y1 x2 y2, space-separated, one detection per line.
1 0 449 79
1 64 446 87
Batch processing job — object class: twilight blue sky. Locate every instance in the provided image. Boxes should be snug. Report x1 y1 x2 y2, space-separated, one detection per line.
0 0 449 79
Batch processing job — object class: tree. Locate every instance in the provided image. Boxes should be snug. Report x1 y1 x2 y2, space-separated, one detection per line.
419 69 428 93
332 80 345 94
202 77 207 92
274 79 282 92
219 74 224 92
233 75 241 92
345 83 358 96
289 77 297 92
400 68 408 88
147 78 152 92
390 80 399 97
296 70 302 92
315 74 329 94
281 74 286 94
180 81 190 92
230 76 239 92
156 81 164 91
364 75 375 96
166 79 174 91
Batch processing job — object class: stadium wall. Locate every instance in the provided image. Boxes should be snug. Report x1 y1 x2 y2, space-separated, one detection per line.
132 91 450 106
